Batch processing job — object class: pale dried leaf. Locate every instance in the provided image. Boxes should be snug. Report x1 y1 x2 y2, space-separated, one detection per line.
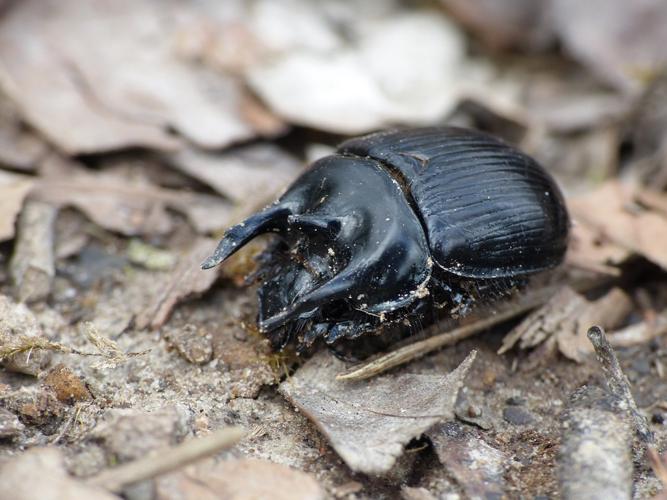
279 350 476 474
0 448 118 500
552 0 667 91
0 96 48 171
499 286 633 362
167 144 301 204
570 182 667 271
248 12 473 134
156 459 325 500
566 222 630 276
0 171 34 242
33 156 234 236
0 0 275 154
439 0 553 51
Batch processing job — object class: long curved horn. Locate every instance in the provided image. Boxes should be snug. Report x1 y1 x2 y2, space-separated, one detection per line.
201 204 291 269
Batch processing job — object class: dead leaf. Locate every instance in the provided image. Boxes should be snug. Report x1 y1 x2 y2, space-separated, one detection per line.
499 286 633 362
0 0 277 154
135 238 220 330
565 221 630 276
248 11 475 134
279 350 476 474
33 155 234 236
0 170 34 242
166 144 301 204
439 0 554 51
0 95 48 171
570 182 667 271
0 448 118 500
551 0 667 91
428 422 507 500
156 458 325 500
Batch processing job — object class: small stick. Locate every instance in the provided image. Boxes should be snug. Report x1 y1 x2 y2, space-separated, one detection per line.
337 275 611 381
10 200 57 302
587 325 653 444
88 426 244 493
337 294 547 381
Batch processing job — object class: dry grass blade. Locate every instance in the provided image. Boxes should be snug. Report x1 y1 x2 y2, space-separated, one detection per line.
0 322 149 367
88 426 245 493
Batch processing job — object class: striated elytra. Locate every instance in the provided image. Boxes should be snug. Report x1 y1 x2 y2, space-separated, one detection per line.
202 127 570 351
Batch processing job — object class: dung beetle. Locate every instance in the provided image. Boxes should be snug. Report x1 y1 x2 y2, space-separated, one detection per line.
202 127 569 351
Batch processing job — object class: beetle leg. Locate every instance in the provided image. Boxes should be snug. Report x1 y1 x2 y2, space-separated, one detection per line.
201 204 292 269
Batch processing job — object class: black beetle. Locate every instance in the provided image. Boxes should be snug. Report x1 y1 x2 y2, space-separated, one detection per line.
202 127 569 351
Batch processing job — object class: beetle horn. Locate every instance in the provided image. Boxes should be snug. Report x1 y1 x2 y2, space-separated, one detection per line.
201 204 291 269
286 214 343 234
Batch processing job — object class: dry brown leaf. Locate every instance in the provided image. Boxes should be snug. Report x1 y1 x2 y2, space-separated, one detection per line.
167 144 301 204
156 459 325 500
0 170 34 242
135 238 220 330
0 0 278 154
33 156 234 236
565 221 630 276
0 448 118 500
0 96 48 171
439 0 554 51
551 0 667 91
279 350 476 475
499 286 633 362
570 182 667 271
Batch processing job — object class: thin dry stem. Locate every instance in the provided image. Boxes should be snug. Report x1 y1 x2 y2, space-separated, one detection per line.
88 426 245 493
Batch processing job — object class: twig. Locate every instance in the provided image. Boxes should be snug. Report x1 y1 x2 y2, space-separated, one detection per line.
87 426 244 493
337 290 552 381
337 272 613 381
9 200 57 302
558 386 633 500
587 325 654 444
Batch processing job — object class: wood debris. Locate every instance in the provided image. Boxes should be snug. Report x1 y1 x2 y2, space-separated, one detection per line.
428 422 507 499
10 199 57 302
499 286 633 362
558 386 633 500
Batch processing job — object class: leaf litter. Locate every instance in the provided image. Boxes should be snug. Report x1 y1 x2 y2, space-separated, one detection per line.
3 1 667 498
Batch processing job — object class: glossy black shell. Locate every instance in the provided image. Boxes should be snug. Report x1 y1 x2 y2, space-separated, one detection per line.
340 128 569 278
202 127 569 350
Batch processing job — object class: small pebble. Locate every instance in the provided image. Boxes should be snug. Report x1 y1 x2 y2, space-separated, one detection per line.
467 405 482 418
503 406 535 426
